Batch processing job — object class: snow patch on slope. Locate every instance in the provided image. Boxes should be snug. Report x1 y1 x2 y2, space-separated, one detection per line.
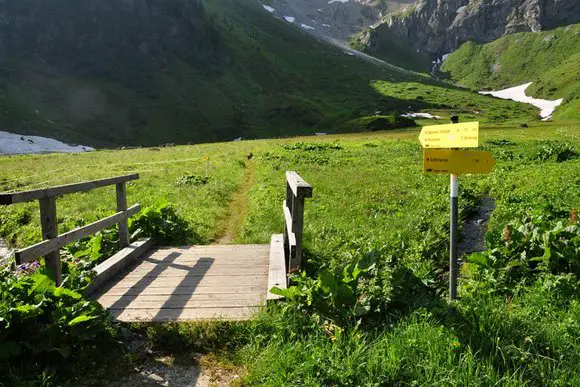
0 131 94 155
262 4 275 13
479 82 563 120
301 23 315 30
284 16 295 22
401 113 441 119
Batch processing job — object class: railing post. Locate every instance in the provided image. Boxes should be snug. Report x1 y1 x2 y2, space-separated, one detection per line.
39 197 61 286
290 194 305 271
116 182 130 248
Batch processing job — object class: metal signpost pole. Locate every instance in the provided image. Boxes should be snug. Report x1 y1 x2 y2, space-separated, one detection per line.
449 116 459 301
449 173 459 300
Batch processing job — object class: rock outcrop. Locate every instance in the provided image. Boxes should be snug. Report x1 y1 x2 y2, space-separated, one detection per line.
362 0 580 58
266 0 414 40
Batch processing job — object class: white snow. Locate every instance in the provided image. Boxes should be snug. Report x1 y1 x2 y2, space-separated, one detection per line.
456 6 467 13
401 113 442 119
0 131 94 155
328 0 350 3
262 4 275 13
284 16 295 23
479 82 563 120
322 24 331 28
441 53 451 61
301 23 316 30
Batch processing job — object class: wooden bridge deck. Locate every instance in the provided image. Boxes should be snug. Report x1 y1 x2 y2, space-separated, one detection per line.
92 244 273 322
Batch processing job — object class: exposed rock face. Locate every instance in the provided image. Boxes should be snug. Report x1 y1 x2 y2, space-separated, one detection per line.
365 0 580 57
266 0 414 40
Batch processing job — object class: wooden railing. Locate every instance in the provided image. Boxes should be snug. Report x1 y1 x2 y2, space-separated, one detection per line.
0 174 140 286
283 171 313 272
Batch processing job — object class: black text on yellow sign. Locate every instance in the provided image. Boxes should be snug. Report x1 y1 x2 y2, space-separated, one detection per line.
418 122 479 148
424 149 496 174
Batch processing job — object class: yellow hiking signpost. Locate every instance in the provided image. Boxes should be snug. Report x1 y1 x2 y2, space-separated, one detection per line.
423 149 496 174
419 122 479 148
418 119 495 301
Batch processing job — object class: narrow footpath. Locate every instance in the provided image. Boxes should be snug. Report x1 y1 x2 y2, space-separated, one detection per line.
214 158 256 244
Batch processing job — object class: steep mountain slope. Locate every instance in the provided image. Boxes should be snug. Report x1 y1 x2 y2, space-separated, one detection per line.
441 24 580 120
0 0 536 147
354 0 580 60
0 0 409 147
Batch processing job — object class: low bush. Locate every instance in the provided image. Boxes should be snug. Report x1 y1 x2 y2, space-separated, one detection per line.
463 214 580 295
0 267 123 384
340 115 416 132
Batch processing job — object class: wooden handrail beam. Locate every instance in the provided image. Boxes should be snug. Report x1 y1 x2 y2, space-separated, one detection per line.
0 174 139 205
285 171 313 198
15 204 141 264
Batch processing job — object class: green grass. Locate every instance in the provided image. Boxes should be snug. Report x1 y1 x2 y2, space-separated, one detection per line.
1 121 579 385
0 142 257 247
441 24 580 120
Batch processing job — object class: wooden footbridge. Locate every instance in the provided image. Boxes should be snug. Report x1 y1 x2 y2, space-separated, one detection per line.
0 172 312 322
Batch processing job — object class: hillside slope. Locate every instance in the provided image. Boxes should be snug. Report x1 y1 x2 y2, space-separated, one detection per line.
0 0 537 147
441 24 580 120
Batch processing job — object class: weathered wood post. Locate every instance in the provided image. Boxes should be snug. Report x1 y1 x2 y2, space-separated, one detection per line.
39 197 62 285
116 182 130 248
283 172 313 273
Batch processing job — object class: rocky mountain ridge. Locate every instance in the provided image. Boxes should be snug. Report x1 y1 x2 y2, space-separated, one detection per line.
263 0 413 40
357 0 580 59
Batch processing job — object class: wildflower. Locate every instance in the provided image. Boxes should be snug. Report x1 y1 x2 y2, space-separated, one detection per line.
17 260 41 275
502 224 512 242
570 209 577 224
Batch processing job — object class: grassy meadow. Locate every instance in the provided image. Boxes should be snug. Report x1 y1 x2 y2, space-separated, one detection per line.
1 120 580 385
442 23 580 121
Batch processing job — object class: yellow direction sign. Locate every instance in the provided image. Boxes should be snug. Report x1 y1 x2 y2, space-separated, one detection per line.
424 149 496 174
419 122 479 148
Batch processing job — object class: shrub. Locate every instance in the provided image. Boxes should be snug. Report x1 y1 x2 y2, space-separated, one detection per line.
130 198 193 245
0 267 122 381
176 174 209 186
464 215 580 295
340 115 416 132
533 140 578 162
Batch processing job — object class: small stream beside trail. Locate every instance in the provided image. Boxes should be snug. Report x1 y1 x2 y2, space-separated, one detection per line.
458 197 496 258
0 238 10 259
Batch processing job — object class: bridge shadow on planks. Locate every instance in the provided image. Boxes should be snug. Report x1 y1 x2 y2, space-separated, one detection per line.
93 245 271 322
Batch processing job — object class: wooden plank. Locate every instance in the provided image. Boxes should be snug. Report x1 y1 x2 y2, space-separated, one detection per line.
142 251 269 261
105 275 268 289
98 286 266 297
15 204 141 263
127 265 269 276
267 234 286 300
39 197 61 285
135 259 269 267
147 247 271 254
98 294 263 309
0 174 139 205
285 171 313 198
84 238 153 296
110 306 260 322
116 183 130 247
120 267 268 278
